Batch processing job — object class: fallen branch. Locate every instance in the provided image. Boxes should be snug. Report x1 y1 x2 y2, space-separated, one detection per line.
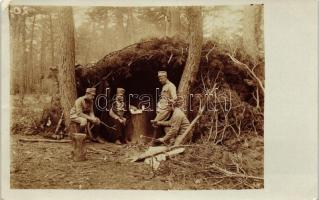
227 53 264 94
208 164 263 180
18 138 71 143
131 146 186 162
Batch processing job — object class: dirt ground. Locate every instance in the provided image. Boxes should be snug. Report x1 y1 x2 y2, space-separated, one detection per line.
11 134 174 189
10 94 264 189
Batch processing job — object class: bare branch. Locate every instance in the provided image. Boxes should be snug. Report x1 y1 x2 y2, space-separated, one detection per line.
227 53 264 94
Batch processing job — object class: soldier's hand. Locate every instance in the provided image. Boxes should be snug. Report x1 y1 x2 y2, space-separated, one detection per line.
150 120 158 127
156 138 165 143
118 118 124 124
122 118 127 125
95 117 101 125
93 117 100 125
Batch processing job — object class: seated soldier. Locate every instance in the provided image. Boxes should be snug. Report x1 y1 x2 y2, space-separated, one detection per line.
154 96 190 146
69 88 100 139
108 88 128 144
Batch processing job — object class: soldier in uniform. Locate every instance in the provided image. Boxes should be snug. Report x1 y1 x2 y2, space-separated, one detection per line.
151 71 177 125
69 88 101 136
150 71 177 139
154 96 190 146
107 88 128 144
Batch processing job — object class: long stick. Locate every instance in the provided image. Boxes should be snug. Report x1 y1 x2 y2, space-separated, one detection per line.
54 113 64 135
100 121 117 131
19 138 71 143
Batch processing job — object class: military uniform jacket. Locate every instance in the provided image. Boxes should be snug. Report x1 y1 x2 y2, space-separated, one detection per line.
70 96 94 118
158 107 190 143
155 80 177 121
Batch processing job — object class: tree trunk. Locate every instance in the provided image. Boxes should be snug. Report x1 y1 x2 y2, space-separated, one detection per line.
9 9 23 94
20 16 28 95
56 7 77 126
71 133 87 161
84 22 94 63
102 11 110 52
28 15 36 91
39 20 47 91
49 14 55 66
242 5 259 64
167 7 181 37
255 5 264 60
126 8 135 44
177 7 203 113
115 8 125 49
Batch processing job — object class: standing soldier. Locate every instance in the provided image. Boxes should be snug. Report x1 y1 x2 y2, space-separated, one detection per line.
69 88 100 139
151 71 177 125
108 88 128 144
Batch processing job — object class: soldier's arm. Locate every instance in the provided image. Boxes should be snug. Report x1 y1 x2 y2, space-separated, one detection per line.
109 108 120 120
161 114 183 142
169 84 177 100
89 104 95 118
75 99 94 121
157 120 172 127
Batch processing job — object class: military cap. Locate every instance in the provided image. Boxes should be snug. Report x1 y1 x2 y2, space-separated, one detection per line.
168 95 184 107
116 88 125 96
158 71 167 77
86 88 96 95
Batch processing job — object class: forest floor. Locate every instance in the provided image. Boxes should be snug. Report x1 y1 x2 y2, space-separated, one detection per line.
10 94 264 189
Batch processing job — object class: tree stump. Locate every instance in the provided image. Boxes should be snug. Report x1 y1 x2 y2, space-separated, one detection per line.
68 121 80 137
125 111 154 143
71 133 87 161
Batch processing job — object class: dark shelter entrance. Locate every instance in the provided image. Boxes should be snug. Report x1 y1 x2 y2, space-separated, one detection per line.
100 62 182 143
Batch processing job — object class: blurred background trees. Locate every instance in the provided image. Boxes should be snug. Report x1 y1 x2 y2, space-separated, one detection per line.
9 5 264 96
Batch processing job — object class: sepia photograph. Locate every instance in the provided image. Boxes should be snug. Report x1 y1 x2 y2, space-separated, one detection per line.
2 0 318 199
8 2 264 190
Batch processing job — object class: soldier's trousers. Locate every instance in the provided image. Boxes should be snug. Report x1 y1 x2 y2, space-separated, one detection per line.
70 115 89 133
104 117 126 143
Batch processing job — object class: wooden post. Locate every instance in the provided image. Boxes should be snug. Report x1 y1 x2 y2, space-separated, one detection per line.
71 133 87 161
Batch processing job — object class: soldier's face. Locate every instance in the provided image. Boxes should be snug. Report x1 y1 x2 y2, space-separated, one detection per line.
116 95 124 102
158 76 167 85
86 93 95 101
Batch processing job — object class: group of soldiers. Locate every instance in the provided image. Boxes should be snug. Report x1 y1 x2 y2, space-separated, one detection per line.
69 71 190 146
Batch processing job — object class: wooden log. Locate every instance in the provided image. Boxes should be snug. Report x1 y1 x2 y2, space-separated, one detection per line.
68 121 80 135
19 138 71 143
71 133 87 161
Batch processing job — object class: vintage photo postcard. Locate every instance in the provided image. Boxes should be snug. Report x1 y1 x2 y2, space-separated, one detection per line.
1 0 317 199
